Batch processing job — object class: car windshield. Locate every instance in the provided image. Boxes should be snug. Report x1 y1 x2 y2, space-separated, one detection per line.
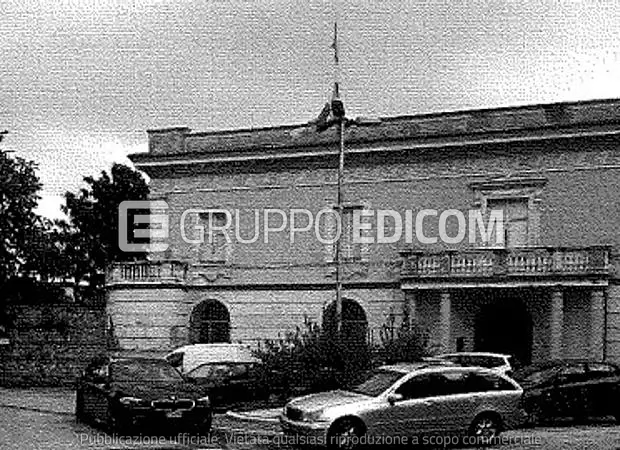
348 370 404 397
187 363 249 380
111 360 183 382
519 367 558 388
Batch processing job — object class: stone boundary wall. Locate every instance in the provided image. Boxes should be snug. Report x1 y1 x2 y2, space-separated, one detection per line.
0 304 106 387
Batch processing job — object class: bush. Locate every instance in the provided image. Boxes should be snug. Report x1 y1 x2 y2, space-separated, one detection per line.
254 313 431 399
375 313 431 364
253 318 372 399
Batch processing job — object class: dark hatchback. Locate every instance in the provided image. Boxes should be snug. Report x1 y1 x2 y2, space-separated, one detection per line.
75 355 213 434
513 360 620 425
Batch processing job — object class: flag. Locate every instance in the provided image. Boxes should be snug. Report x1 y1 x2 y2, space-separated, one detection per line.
314 83 346 132
313 22 345 132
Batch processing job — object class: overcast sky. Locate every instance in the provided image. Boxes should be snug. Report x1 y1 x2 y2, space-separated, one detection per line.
2 0 620 218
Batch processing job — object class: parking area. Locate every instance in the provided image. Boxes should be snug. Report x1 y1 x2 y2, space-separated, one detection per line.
2 388 620 449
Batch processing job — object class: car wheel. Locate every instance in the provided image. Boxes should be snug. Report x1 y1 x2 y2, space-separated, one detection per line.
468 413 502 445
328 417 365 450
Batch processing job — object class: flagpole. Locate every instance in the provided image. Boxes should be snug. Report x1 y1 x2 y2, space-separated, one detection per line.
335 112 345 337
332 21 345 338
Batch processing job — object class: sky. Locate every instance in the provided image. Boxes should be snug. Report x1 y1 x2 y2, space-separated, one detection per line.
2 0 620 219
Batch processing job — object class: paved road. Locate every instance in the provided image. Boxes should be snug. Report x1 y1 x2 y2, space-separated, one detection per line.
2 404 620 450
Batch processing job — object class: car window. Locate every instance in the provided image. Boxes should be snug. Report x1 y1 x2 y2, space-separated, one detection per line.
521 367 559 388
165 352 183 369
188 363 236 380
467 356 504 368
587 363 617 379
461 372 518 392
396 374 448 399
349 370 404 397
440 355 461 364
557 364 587 384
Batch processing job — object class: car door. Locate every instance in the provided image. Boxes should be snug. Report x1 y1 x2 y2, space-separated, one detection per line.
186 363 233 406
388 373 464 438
552 363 588 419
372 374 439 439
81 360 111 424
422 370 483 435
519 366 560 420
584 362 620 417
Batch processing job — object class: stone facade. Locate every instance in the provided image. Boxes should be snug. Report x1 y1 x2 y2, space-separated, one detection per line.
108 98 620 364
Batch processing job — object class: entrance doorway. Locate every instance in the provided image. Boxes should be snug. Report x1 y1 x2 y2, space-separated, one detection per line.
474 295 532 365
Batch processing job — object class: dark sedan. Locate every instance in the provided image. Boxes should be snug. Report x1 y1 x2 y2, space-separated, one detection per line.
513 360 620 425
75 355 213 434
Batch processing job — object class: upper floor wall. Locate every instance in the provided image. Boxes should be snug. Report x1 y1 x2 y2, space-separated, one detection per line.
132 100 620 274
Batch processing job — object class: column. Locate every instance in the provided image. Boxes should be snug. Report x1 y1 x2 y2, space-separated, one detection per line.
590 289 605 361
439 291 451 353
549 287 564 360
403 290 417 329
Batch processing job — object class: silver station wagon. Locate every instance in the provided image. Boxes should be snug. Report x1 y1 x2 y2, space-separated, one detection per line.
280 362 526 449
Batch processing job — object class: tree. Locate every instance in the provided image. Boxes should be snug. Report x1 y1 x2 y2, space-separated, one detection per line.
61 163 149 289
0 135 43 288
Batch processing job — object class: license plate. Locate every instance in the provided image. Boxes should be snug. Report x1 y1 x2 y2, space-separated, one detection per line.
166 410 184 418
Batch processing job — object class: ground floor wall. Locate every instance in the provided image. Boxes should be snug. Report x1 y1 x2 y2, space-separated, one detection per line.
107 285 406 351
107 282 619 365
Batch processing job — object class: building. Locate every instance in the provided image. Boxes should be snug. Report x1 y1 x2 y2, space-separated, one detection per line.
107 98 620 365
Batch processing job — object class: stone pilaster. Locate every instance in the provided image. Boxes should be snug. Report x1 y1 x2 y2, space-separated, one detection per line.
439 291 451 353
549 287 564 360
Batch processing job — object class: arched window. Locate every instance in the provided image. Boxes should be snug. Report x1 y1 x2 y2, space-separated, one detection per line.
189 299 231 344
323 298 368 346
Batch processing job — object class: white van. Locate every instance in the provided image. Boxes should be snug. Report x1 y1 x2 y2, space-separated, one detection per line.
165 343 260 375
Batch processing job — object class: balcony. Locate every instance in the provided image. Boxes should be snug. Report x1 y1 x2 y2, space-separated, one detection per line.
400 246 610 279
107 261 187 285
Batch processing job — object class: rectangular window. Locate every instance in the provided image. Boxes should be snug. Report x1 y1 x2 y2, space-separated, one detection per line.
486 198 529 248
198 211 230 263
340 206 362 261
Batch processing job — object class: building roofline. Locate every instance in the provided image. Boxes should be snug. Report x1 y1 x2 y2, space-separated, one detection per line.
134 97 620 169
147 97 620 138
130 125 620 170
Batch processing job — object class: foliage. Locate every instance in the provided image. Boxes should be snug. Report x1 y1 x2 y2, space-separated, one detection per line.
375 313 431 364
253 318 372 398
59 163 149 288
0 144 42 287
253 313 431 399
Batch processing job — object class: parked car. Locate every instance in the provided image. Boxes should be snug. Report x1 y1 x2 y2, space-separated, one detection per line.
512 360 620 425
75 355 213 433
166 344 268 408
165 343 260 374
437 352 514 376
184 360 270 407
280 362 526 449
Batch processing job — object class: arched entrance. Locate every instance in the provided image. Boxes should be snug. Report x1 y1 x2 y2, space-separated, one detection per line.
474 297 532 365
189 299 230 344
323 298 368 346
